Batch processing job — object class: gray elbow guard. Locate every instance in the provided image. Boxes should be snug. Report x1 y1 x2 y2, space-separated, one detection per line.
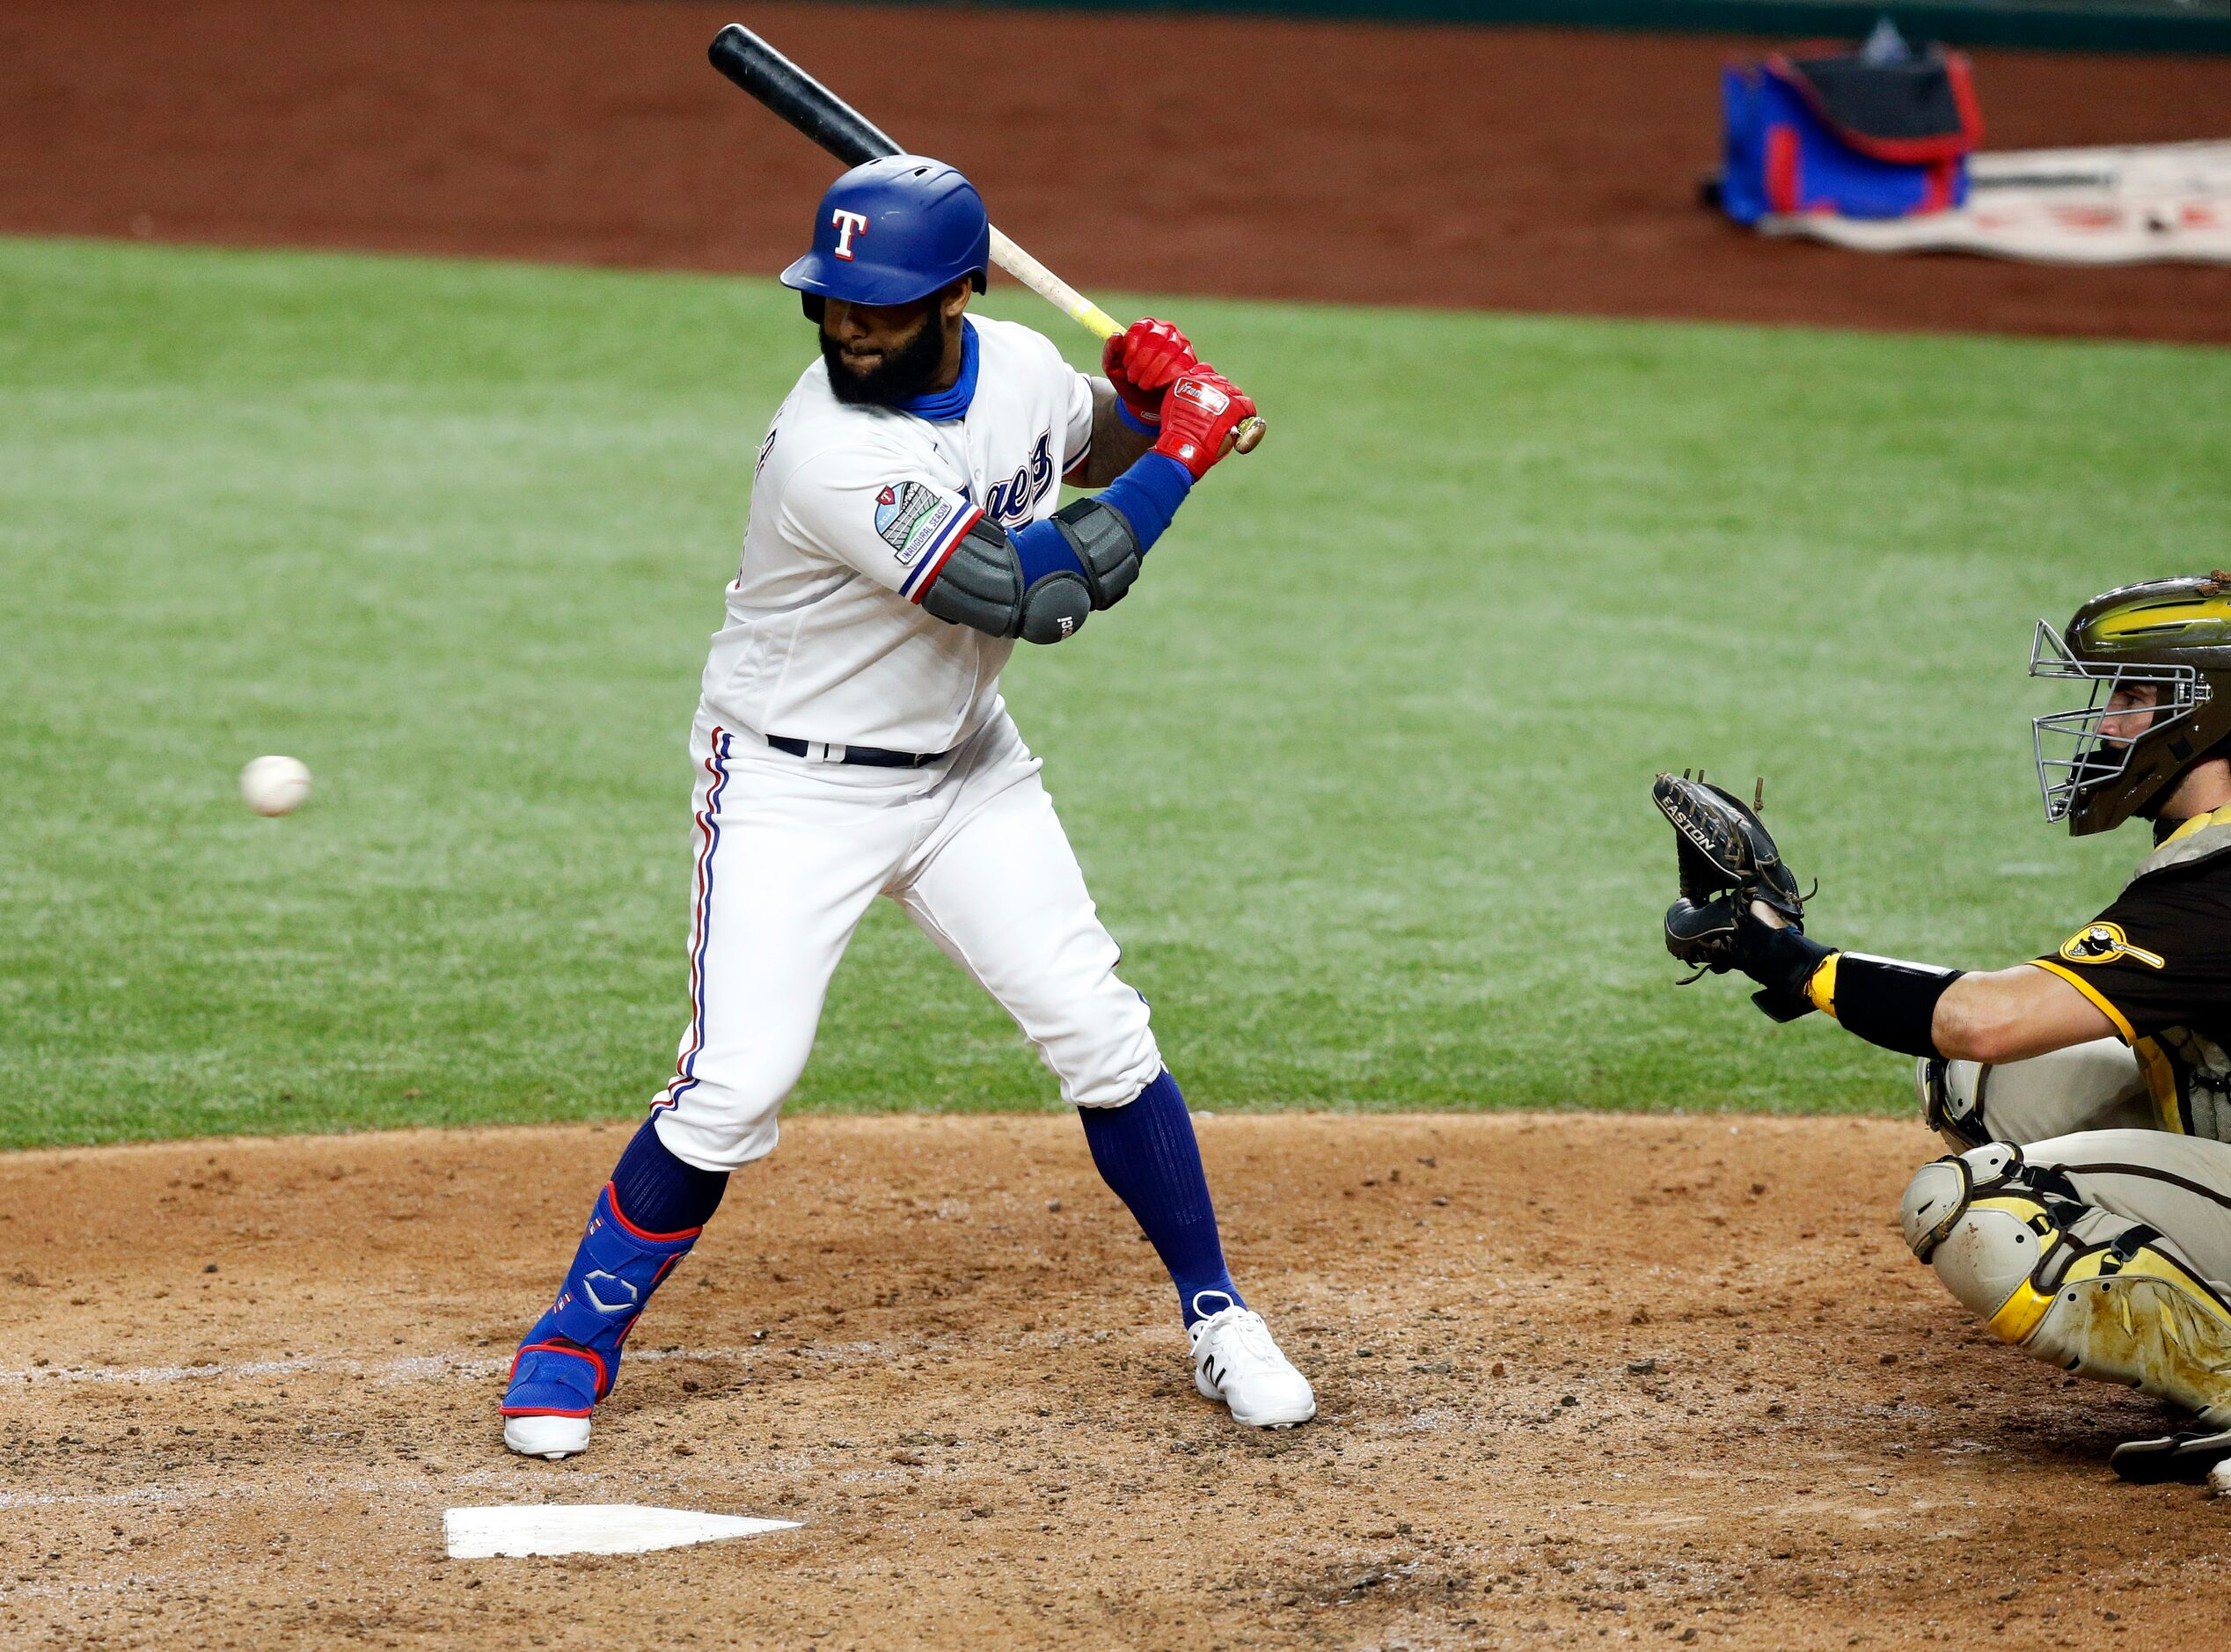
1053 496 1142 611
918 499 1143 646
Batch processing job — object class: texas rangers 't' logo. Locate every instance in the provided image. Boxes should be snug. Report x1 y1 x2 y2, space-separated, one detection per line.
830 208 869 260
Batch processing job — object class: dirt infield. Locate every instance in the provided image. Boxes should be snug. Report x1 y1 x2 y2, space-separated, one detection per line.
3 0 2228 343
5 1113 2227 1649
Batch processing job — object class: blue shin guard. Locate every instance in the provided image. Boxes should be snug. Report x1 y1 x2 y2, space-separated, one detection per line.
501 1181 700 1428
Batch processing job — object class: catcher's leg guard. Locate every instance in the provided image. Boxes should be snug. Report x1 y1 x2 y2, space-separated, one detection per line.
1916 1058 1989 1151
1902 1144 2231 1436
501 1182 700 1458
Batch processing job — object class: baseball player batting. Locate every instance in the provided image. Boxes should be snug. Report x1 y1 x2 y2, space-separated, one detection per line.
1657 574 2231 1483
500 157 1315 1459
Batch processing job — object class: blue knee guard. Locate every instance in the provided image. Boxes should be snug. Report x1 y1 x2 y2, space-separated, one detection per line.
501 1182 700 1423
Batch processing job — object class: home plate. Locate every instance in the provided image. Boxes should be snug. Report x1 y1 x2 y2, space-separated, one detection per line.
444 1503 801 1559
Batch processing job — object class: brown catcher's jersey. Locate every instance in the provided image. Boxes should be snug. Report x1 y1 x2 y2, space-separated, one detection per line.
2032 802 2231 1141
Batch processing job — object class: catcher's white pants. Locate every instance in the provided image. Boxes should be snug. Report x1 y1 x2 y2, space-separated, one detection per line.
1931 1037 2159 1149
648 702 1162 1172
2017 1129 2231 1283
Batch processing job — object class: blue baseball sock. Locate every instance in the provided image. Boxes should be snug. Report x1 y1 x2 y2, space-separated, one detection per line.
1079 1069 1243 1326
610 1115 729 1233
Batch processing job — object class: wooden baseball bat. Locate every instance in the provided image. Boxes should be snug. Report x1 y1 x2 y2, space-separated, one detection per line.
706 23 1264 455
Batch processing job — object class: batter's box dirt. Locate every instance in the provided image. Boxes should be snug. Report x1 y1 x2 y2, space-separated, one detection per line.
3 1114 2226 1648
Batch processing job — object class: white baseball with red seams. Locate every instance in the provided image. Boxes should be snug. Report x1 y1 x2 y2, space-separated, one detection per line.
239 755 311 816
648 315 1159 1174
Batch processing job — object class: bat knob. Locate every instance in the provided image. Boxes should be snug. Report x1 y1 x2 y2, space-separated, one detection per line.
1232 415 1268 457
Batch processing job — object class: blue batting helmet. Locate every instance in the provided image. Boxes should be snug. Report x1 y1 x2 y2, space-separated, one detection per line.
780 156 991 317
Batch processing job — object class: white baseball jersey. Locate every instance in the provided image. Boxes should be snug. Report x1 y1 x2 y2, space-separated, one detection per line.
701 316 1096 754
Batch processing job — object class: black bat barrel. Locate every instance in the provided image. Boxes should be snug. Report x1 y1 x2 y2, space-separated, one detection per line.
708 25 903 169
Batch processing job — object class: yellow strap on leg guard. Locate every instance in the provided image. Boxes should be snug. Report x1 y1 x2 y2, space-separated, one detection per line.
1986 1276 2059 1344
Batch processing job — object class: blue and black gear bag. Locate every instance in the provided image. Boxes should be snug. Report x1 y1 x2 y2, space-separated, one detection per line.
1719 36 1983 226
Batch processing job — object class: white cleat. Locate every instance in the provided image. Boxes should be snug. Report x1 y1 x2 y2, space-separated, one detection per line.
1189 1297 1317 1429
503 1414 591 1461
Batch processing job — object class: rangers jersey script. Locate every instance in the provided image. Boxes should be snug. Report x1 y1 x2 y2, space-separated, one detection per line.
703 316 1094 753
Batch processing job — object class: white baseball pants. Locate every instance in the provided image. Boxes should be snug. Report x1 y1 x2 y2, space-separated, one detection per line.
2018 1129 2231 1283
648 703 1163 1172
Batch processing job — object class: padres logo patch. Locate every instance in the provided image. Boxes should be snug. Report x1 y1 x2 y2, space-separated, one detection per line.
2059 921 2166 970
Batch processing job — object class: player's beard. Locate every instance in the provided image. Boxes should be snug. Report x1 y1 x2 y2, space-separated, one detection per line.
821 311 951 406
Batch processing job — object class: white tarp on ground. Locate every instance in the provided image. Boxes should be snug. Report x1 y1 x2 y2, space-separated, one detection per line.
1764 141 2231 265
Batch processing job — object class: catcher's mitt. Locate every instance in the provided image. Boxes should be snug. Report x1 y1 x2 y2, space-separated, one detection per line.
1652 771 1807 981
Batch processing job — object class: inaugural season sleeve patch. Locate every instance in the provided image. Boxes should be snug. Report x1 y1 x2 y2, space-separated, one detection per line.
2059 921 2167 970
874 481 957 566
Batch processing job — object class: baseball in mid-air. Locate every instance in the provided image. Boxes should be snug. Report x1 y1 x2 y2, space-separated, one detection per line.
239 755 311 817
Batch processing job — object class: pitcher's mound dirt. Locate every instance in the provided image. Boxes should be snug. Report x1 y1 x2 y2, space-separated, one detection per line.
3 0 2228 343
4 1113 2226 1648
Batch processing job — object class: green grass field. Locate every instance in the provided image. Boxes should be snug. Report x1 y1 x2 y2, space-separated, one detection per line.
3 236 2224 1148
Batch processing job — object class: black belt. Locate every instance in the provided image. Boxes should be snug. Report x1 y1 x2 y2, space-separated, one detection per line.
765 735 955 769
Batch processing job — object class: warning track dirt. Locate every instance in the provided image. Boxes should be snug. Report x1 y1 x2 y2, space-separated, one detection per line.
4 1114 2225 1648
3 0 2227 343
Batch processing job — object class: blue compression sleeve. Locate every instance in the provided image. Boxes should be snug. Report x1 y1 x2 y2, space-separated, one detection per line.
1008 451 1196 587
1095 451 1193 550
611 1115 729 1232
1011 517 1086 586
1079 1068 1241 1326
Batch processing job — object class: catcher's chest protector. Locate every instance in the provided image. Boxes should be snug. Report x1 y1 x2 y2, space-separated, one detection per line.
2125 815 2231 1141
1718 46 1982 225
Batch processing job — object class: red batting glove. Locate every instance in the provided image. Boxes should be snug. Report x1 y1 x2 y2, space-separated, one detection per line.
1152 369 1257 481
1101 318 1197 429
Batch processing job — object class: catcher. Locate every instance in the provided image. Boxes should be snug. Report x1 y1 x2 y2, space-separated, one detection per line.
1657 573 2231 1482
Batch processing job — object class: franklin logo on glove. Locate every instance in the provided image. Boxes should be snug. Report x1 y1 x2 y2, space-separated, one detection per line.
1169 378 1230 417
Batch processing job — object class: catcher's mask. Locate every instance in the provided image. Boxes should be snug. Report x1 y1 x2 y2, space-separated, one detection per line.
2031 573 2231 836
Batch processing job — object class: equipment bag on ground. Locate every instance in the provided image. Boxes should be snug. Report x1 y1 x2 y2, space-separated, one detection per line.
1718 34 1983 225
